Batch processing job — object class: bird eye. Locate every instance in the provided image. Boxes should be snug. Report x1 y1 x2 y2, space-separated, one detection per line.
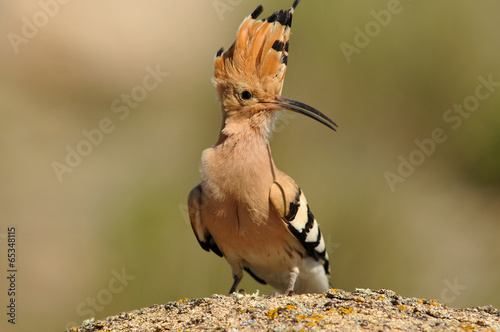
241 90 252 100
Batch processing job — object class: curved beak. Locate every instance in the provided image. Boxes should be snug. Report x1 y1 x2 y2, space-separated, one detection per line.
268 95 338 131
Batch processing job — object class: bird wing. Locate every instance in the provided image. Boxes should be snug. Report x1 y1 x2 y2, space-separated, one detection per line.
188 184 223 257
270 174 330 275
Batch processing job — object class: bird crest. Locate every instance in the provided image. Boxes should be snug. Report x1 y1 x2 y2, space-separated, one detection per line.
213 0 300 97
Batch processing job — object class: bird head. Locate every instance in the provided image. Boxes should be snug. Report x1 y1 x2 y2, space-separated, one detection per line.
212 0 337 138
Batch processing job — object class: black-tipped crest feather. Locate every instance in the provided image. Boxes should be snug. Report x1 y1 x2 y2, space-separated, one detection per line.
251 5 264 19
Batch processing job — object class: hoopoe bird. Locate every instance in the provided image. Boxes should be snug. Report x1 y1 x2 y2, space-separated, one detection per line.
188 0 337 295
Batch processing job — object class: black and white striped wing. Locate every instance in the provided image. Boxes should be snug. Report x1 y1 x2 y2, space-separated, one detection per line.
271 181 330 275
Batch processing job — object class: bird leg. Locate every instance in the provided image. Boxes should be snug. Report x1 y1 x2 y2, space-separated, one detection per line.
228 274 242 294
285 267 299 296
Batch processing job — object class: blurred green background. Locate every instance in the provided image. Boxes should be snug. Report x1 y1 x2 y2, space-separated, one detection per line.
1 1 499 331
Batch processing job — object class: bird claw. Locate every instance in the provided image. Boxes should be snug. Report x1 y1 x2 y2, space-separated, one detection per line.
266 291 282 298
228 289 246 296
265 290 294 298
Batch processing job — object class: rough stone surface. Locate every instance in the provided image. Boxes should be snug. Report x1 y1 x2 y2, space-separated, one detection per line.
67 288 500 331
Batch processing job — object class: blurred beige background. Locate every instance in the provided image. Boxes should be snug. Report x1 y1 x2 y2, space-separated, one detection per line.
1 1 499 331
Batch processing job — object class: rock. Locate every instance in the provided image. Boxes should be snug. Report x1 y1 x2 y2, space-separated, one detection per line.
66 288 500 331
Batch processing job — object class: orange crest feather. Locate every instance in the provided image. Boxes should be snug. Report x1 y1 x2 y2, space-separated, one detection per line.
214 1 300 96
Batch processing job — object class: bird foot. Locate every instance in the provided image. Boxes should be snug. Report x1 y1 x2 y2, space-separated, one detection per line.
266 292 282 298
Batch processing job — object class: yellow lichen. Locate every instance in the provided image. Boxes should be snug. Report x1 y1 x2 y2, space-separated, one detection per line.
460 323 477 331
267 307 280 319
397 305 406 310
295 313 325 327
296 313 324 321
266 305 296 319
428 299 440 307
338 307 355 315
459 323 494 332
417 298 440 307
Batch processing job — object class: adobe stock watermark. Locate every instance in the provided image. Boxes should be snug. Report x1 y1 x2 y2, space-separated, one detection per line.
7 0 73 54
65 267 135 330
213 0 244 21
51 64 169 183
325 234 341 254
384 74 499 192
340 0 411 64
179 202 191 226
440 277 467 304
273 111 298 136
